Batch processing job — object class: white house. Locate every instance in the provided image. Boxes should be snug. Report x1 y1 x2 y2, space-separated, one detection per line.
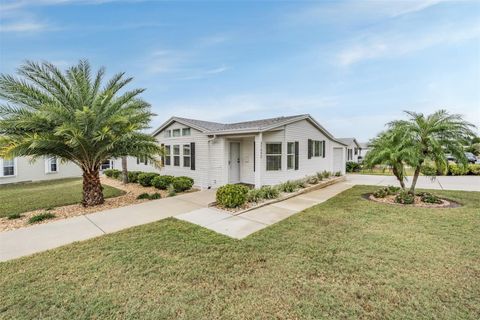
0 156 82 185
338 138 362 163
152 114 347 189
358 142 370 161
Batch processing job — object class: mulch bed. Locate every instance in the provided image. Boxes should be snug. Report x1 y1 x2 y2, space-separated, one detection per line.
363 193 462 208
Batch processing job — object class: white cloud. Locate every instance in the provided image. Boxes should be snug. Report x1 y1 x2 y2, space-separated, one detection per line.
0 21 47 33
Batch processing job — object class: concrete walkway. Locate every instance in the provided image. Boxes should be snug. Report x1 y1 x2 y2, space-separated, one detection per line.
0 189 216 262
176 182 353 239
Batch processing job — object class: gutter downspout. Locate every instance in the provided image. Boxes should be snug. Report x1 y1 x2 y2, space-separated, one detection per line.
207 134 217 189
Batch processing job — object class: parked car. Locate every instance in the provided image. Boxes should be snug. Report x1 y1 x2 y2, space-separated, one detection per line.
465 152 477 164
445 154 456 162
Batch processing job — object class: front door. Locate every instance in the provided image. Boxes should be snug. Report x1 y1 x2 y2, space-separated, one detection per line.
229 142 240 183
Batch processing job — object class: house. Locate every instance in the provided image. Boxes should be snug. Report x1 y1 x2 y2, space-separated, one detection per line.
358 142 370 161
152 114 347 189
338 138 362 163
0 156 82 185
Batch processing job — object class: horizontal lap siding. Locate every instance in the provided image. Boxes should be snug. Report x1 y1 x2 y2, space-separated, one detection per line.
261 120 344 186
155 122 209 188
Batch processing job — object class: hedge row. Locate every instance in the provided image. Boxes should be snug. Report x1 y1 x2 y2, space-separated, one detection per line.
421 163 480 176
103 169 194 193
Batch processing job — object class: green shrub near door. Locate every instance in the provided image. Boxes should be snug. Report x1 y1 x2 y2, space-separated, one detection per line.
216 184 249 208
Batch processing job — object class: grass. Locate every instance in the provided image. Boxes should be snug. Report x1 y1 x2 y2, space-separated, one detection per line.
351 167 417 176
0 178 124 218
28 212 56 224
0 185 479 319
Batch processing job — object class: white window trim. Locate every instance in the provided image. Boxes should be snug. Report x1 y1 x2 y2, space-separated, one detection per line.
164 145 171 166
172 129 181 137
287 142 295 170
173 144 180 166
183 144 191 167
1 157 17 178
182 128 191 136
266 142 282 171
164 130 171 138
45 156 59 174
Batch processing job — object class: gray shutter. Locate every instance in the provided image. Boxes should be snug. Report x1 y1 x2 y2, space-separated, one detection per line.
308 139 312 159
190 142 195 170
322 140 326 158
295 141 299 170
253 141 256 172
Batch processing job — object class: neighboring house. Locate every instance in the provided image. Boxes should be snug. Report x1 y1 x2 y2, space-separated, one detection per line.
0 156 82 185
338 138 362 163
152 114 347 189
358 142 370 161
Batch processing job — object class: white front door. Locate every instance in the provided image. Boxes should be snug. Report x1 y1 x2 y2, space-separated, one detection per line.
229 142 240 183
333 147 343 173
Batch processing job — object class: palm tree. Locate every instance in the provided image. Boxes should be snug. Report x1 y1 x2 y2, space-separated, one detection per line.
0 60 162 206
121 156 128 184
364 129 415 189
388 110 475 194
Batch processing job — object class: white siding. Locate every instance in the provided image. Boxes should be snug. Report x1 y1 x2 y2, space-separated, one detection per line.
0 157 82 185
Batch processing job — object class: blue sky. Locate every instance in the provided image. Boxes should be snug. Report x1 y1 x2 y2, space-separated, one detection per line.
0 0 479 141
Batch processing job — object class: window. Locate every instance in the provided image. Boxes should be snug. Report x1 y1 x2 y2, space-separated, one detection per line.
182 128 191 136
2 158 15 176
347 149 353 160
173 145 180 166
266 143 282 171
137 156 147 165
172 129 181 137
164 145 171 165
354 147 358 155
287 142 295 170
48 157 58 173
314 141 321 157
164 130 171 138
183 144 191 167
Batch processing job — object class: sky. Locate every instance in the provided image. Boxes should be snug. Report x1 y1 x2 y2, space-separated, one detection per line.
0 0 479 141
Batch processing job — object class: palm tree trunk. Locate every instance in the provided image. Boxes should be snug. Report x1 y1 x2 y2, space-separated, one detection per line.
121 156 128 184
82 169 104 207
409 166 422 194
392 166 406 189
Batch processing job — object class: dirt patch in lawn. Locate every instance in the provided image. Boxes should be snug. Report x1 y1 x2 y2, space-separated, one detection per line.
364 193 462 208
0 177 198 232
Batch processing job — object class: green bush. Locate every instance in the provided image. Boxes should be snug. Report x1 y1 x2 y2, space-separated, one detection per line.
246 189 263 203
346 161 360 172
152 175 174 190
373 188 388 198
467 164 480 175
28 212 55 224
172 176 194 192
137 172 160 187
395 191 415 205
136 193 151 200
419 192 442 204
104 169 121 178
259 185 280 199
315 172 324 181
216 184 249 208
322 170 331 179
306 175 318 184
420 164 437 176
448 164 467 176
149 192 161 200
7 213 22 220
167 184 176 197
334 171 342 177
294 179 307 189
278 181 298 193
386 185 401 195
127 171 142 183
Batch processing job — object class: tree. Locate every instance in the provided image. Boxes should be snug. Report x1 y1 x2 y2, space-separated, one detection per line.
0 60 162 206
364 129 415 189
388 110 475 194
121 156 128 184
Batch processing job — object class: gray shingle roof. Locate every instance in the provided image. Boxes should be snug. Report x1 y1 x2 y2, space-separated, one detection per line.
175 114 308 132
338 138 359 147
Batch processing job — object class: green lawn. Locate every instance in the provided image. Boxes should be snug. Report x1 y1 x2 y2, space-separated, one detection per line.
0 178 124 217
350 167 417 176
1 186 479 319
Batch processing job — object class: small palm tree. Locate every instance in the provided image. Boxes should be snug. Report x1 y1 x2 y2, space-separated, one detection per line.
364 129 415 189
0 60 162 206
389 110 475 193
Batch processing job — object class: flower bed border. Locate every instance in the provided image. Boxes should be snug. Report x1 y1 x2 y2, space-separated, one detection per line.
364 193 462 208
209 175 346 215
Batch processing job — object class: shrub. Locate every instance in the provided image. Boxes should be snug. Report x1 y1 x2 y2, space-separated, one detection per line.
316 172 324 181
172 176 194 192
395 191 415 204
137 172 160 187
136 193 151 200
468 164 480 175
259 185 280 199
167 184 176 197
127 171 142 183
386 185 401 195
28 212 55 224
419 192 442 204
322 170 331 179
152 175 174 190
278 181 298 193
420 164 437 176
7 213 22 220
346 161 360 172
246 189 263 203
216 184 249 208
104 169 121 178
372 188 388 198
448 164 467 176
149 192 162 200
334 171 342 177
294 179 307 189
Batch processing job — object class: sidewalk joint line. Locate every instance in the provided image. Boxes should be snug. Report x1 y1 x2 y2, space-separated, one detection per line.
83 215 107 234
